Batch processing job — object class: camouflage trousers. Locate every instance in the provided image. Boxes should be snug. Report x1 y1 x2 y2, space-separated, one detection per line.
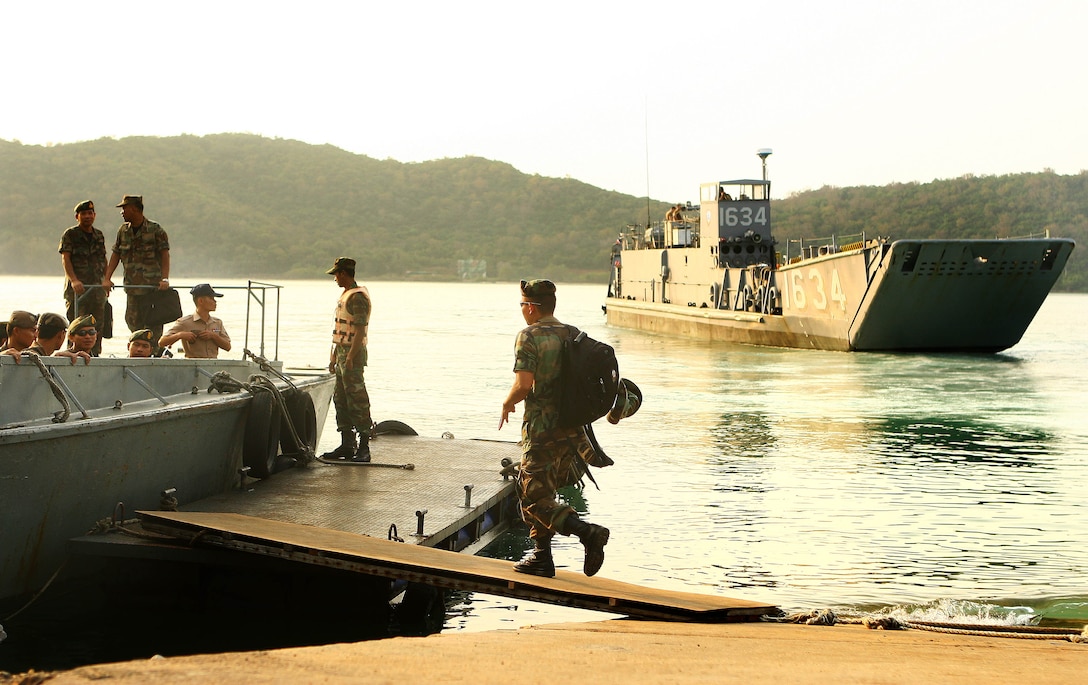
333 345 371 433
124 293 164 349
517 430 594 542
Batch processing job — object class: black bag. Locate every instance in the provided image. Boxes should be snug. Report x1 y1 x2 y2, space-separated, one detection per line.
145 288 183 326
557 328 620 429
102 300 113 338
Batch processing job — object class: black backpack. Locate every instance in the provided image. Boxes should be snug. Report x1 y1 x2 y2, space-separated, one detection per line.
557 327 620 429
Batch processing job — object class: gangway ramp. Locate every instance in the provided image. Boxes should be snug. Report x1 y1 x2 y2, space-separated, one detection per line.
140 510 777 622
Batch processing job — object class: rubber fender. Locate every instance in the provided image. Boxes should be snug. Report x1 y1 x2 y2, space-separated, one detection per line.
243 390 282 479
279 390 317 457
372 419 418 436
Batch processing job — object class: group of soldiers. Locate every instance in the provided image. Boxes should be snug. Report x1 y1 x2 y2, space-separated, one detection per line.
6 212 644 579
1 196 231 362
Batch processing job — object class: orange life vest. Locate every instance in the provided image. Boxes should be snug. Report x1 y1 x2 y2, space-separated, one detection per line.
332 286 371 346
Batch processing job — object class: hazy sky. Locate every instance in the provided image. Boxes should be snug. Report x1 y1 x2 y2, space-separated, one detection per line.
4 0 1084 201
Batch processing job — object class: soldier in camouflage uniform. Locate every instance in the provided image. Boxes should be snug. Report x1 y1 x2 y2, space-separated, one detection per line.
322 257 374 462
499 279 610 578
59 200 108 355
103 195 171 347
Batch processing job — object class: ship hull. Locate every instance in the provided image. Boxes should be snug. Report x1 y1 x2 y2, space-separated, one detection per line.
0 357 335 609
607 238 1075 352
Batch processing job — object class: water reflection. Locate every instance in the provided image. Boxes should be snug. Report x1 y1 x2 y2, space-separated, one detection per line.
708 411 776 460
873 417 1053 468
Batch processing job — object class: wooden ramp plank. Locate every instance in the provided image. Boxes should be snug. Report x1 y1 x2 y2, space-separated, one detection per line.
139 510 776 622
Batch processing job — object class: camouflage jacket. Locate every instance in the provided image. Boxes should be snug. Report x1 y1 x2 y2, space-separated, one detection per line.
112 219 169 293
58 225 107 295
513 315 580 445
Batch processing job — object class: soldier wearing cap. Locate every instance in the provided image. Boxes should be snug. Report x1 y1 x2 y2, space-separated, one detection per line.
321 257 374 462
66 314 99 357
27 313 69 356
127 329 155 358
1 311 39 353
2 313 90 364
159 284 231 358
103 195 171 344
59 199 109 355
499 279 611 578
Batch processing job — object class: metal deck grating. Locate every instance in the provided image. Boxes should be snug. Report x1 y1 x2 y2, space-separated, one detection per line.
181 435 519 548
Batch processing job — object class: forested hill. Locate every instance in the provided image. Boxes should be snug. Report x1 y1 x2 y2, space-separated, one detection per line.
0 134 1083 289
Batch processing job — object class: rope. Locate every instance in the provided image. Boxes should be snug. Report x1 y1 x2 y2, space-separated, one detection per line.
25 351 71 423
762 609 1088 643
244 348 298 393
1 558 69 623
208 370 250 394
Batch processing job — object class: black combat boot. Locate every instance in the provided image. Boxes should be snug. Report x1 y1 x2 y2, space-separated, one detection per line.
352 432 371 462
563 514 610 577
322 428 357 460
513 540 555 577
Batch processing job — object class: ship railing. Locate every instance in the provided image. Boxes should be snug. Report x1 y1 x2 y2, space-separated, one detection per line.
620 218 702 251
72 281 283 361
784 232 867 264
1005 229 1054 240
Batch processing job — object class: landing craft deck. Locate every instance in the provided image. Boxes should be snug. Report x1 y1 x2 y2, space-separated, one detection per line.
72 434 521 555
72 434 776 622
182 434 519 551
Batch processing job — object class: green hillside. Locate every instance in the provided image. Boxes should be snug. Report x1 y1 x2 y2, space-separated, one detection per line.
0 134 1083 289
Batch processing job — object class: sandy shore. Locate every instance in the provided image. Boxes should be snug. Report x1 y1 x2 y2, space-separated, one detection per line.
5 619 1087 684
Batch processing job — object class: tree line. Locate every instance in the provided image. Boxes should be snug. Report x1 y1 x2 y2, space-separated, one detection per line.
0 134 1082 290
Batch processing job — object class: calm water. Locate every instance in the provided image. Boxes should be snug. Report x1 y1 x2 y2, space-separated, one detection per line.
4 277 1088 638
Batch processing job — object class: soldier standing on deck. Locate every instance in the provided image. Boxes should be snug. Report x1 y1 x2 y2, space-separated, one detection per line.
103 195 170 345
321 257 374 463
59 200 108 356
499 279 611 578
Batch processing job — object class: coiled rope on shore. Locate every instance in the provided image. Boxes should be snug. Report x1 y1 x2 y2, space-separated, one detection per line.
761 609 1088 643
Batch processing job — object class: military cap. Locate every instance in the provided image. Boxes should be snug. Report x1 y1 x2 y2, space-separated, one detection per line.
326 257 356 274
68 314 96 335
190 283 223 298
520 279 556 298
129 328 155 343
115 194 143 209
74 200 95 213
37 312 68 330
8 311 38 330
606 378 643 424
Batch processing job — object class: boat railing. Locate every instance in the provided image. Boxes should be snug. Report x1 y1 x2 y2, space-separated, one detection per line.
784 232 868 263
1006 229 1054 240
73 281 283 361
620 216 702 251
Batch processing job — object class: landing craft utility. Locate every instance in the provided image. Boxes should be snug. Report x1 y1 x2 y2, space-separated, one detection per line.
604 151 1075 352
